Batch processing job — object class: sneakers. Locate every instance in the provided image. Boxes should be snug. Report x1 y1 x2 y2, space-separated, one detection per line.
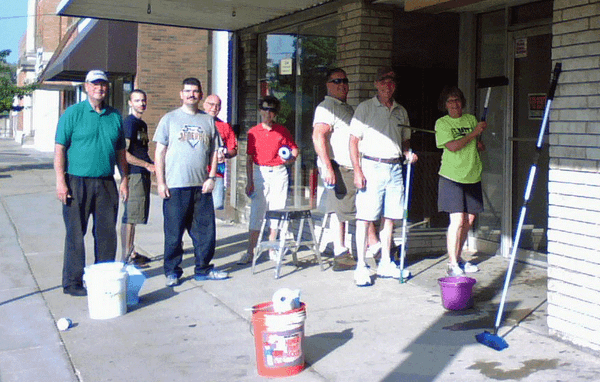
458 259 479 273
194 268 229 281
238 252 252 265
332 251 357 272
447 263 465 277
365 242 382 259
165 274 180 287
376 260 401 279
354 265 372 286
269 249 278 261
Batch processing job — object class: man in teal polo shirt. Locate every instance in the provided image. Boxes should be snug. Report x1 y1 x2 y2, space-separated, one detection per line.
54 69 129 297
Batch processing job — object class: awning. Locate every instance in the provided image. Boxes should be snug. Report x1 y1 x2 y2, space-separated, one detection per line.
56 0 333 32
40 19 137 82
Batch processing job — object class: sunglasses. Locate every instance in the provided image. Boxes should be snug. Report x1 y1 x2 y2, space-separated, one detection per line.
328 78 349 85
260 107 278 113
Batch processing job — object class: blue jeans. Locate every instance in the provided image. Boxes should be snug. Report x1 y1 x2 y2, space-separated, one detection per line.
163 187 216 278
212 176 225 210
62 175 118 288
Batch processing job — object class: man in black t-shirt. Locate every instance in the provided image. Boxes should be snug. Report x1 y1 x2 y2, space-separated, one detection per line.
120 89 155 265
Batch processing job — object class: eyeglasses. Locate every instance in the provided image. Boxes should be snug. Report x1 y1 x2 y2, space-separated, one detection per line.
328 78 349 85
260 107 278 113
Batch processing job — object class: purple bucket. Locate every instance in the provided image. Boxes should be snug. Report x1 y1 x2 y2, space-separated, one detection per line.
438 276 476 310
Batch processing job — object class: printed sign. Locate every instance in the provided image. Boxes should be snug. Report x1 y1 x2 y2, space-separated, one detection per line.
528 93 547 120
280 58 293 75
515 38 527 58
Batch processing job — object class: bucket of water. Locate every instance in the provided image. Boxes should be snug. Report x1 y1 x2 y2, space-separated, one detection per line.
438 276 476 310
83 262 128 319
251 301 306 377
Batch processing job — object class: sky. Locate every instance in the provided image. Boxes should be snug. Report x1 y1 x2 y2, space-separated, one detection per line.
1 1 30 63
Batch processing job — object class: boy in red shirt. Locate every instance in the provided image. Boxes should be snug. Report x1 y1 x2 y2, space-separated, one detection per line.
239 96 298 264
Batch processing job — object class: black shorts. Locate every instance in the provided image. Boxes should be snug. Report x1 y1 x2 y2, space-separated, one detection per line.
437 176 483 214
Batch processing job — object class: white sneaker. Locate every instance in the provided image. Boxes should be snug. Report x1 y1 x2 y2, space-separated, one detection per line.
377 260 401 279
459 260 479 273
365 242 382 259
447 263 465 277
354 265 372 286
269 249 278 261
237 252 252 265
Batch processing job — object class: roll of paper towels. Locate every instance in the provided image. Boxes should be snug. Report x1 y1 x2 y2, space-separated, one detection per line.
272 288 301 313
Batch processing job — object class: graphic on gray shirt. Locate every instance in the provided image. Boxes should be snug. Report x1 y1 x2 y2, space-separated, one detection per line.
153 108 222 188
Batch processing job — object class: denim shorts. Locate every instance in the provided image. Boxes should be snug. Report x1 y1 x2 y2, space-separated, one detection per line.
355 160 404 221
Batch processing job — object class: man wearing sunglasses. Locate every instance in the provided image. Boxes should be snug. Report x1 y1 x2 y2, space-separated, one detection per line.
240 96 299 265
312 68 380 272
349 67 418 286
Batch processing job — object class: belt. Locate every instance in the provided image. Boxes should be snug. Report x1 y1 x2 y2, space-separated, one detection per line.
362 155 402 164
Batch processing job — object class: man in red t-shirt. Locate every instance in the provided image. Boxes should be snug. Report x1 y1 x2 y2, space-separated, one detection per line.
238 96 299 265
203 95 238 210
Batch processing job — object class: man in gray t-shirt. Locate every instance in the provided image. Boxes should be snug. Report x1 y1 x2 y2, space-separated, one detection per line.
153 77 228 286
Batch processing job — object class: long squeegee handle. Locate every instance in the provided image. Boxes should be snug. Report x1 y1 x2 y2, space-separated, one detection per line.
481 87 492 122
536 63 563 148
493 62 562 335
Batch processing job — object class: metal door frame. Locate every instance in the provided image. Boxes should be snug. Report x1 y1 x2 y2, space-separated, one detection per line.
503 24 551 263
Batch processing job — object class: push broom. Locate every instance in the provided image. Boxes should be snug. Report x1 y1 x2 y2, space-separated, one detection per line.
476 62 562 351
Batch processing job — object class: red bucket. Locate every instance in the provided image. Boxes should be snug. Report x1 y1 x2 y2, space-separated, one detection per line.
438 276 476 310
252 301 306 377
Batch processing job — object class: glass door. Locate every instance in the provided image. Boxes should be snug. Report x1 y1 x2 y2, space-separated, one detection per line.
258 15 338 207
510 28 552 254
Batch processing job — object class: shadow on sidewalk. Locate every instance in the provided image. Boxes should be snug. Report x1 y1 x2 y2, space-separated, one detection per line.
305 328 354 366
379 256 547 381
0 285 62 306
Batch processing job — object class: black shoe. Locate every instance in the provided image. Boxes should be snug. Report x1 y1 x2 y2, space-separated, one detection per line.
63 285 87 297
128 252 152 266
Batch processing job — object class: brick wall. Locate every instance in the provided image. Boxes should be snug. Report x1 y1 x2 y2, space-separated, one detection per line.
136 24 209 158
547 0 600 351
37 0 72 53
336 1 393 107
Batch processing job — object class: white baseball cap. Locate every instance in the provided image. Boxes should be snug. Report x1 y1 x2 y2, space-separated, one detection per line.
85 70 108 83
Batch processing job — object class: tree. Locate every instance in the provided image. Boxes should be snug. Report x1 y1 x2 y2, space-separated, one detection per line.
0 49 37 113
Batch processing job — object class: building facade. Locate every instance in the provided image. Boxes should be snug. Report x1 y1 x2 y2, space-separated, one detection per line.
36 0 600 352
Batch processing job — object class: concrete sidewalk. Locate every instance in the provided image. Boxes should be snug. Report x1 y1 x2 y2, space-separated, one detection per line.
1 138 600 382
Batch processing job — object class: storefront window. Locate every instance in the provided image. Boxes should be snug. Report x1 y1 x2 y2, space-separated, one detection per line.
258 15 338 207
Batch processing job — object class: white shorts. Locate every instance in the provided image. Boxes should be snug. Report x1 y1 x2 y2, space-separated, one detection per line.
249 165 288 231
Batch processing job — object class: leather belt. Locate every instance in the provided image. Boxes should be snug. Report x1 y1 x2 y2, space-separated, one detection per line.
362 155 402 164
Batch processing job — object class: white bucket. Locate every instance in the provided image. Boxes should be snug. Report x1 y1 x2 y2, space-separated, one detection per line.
83 262 128 319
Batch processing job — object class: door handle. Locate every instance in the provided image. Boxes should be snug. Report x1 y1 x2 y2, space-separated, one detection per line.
508 137 537 142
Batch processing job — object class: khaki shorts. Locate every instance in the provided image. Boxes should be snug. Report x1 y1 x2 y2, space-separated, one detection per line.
122 173 151 224
324 161 356 222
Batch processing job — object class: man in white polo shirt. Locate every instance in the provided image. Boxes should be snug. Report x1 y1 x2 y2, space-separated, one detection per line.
349 67 418 286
